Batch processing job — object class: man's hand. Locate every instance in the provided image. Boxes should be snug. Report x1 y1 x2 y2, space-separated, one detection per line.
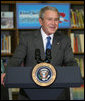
1 73 6 86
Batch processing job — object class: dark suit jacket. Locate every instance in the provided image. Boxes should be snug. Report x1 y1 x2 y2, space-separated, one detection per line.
7 29 78 100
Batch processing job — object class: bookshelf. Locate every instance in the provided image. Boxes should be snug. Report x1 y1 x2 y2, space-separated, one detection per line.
1 1 84 100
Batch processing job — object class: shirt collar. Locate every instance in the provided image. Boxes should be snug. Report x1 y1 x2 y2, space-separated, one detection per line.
41 28 54 40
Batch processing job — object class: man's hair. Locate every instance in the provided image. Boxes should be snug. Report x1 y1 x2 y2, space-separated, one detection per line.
39 6 60 19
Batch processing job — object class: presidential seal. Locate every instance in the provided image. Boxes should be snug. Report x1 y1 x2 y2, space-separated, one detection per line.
32 62 56 86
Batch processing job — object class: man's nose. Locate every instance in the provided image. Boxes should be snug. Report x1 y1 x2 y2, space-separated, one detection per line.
51 20 55 25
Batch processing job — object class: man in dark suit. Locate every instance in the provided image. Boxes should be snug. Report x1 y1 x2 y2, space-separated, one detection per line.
1 6 78 100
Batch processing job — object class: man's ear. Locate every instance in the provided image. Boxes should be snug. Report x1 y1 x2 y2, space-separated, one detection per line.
39 18 43 26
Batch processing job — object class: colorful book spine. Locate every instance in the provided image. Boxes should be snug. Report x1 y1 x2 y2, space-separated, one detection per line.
70 9 84 28
70 33 84 53
1 34 11 54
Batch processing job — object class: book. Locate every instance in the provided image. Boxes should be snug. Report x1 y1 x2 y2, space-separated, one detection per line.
1 34 11 54
75 58 84 78
1 12 14 29
79 58 84 78
70 85 84 100
70 33 74 52
77 34 82 52
79 34 84 53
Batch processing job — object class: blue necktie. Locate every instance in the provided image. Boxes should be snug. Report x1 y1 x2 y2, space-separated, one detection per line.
45 36 51 62
46 36 51 50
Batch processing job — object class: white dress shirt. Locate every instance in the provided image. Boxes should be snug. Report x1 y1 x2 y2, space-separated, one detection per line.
41 28 54 52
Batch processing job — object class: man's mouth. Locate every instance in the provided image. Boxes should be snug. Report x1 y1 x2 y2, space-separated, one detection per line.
49 27 56 30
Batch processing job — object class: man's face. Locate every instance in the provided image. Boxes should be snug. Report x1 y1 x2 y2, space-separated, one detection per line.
39 10 59 35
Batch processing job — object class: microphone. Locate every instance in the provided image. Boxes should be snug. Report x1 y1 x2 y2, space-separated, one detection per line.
35 49 42 63
45 49 52 63
35 49 52 63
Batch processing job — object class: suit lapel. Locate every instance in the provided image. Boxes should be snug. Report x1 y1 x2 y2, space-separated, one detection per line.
34 30 45 60
51 32 61 64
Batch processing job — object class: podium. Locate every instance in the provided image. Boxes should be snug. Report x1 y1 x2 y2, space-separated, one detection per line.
5 66 83 100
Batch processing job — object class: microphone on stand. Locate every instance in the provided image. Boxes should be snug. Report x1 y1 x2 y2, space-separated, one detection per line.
35 49 52 63
35 49 42 63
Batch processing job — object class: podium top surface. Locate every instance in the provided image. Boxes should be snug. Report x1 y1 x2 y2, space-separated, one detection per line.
5 66 83 88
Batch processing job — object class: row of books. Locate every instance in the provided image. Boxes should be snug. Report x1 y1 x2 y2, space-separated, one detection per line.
70 33 84 53
70 84 84 100
1 33 84 54
71 9 84 28
1 34 11 54
75 58 84 78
